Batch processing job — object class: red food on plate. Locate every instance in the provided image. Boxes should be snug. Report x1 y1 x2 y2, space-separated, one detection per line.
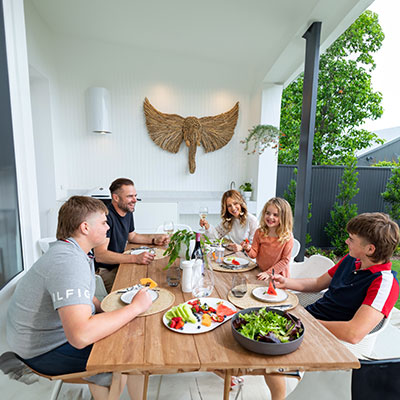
232 259 240 265
216 303 236 317
267 280 277 296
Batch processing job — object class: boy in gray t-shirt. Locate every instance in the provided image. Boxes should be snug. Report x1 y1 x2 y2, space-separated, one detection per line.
6 196 153 397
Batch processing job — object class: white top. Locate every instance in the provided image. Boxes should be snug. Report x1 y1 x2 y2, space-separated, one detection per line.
205 213 258 244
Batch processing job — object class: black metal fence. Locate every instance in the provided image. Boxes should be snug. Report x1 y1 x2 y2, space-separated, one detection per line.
276 165 393 247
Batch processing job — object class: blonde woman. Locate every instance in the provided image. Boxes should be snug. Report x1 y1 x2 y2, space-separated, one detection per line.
242 197 293 280
200 190 258 252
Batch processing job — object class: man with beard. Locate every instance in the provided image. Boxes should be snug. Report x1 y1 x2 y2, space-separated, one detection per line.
94 178 169 292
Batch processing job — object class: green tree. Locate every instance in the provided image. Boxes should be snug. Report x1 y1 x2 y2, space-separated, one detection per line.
279 11 384 165
382 162 400 221
325 157 359 255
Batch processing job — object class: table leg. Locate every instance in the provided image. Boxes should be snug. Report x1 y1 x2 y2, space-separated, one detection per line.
223 369 232 400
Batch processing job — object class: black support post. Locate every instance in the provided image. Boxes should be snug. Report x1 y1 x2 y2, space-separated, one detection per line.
294 22 321 261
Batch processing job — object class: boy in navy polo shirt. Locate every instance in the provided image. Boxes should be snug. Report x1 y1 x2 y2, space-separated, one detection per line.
267 212 399 399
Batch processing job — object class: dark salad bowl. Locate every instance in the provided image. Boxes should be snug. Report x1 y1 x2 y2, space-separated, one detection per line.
231 307 305 355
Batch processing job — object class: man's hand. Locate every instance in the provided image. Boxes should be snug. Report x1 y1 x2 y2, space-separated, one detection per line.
129 288 152 315
132 251 155 264
154 234 169 246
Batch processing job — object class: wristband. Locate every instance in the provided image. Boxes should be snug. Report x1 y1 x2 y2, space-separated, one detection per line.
152 237 155 245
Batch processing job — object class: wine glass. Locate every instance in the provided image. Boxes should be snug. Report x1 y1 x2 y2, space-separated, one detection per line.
163 220 175 236
198 206 208 232
191 252 215 298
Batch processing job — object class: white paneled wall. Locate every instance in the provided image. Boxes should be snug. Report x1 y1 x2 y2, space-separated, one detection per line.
25 4 259 197
24 3 281 234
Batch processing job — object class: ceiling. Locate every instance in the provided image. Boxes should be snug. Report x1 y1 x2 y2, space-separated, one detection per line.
29 0 374 86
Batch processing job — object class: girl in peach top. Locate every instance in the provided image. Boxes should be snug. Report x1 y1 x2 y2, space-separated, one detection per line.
242 197 293 280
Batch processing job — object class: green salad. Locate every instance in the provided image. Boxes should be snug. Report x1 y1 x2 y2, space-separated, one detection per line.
233 308 303 343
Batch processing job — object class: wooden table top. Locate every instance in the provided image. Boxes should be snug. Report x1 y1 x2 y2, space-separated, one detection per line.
86 247 360 375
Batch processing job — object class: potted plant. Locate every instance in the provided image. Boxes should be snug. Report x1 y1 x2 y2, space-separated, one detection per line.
239 182 253 201
163 229 196 270
241 124 280 155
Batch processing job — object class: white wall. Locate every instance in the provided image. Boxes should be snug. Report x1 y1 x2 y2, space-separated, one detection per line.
24 4 263 198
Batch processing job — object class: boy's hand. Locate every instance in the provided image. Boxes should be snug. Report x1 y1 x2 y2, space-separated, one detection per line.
271 274 286 288
129 288 152 314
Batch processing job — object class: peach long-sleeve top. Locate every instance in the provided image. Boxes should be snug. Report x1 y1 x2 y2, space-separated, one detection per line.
247 229 293 277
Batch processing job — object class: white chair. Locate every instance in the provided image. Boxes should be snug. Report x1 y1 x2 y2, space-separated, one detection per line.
290 254 334 307
156 223 193 233
291 238 301 262
94 275 108 301
37 237 57 254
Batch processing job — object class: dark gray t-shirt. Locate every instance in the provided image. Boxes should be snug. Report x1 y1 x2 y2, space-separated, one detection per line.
6 238 96 359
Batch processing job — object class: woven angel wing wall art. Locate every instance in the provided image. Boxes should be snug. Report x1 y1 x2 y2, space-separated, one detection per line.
143 98 239 173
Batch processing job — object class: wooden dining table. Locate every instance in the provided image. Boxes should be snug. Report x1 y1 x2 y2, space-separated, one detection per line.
86 246 360 399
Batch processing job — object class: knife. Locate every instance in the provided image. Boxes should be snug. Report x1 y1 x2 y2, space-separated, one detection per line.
269 304 292 310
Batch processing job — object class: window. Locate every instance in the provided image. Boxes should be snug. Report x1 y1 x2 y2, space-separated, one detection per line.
0 1 24 288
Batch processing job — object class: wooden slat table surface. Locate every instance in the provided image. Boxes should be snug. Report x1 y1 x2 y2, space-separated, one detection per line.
87 246 360 381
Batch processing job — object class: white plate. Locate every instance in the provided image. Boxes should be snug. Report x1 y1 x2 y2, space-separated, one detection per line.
129 248 156 255
120 286 159 304
223 256 249 266
251 287 288 303
163 297 237 334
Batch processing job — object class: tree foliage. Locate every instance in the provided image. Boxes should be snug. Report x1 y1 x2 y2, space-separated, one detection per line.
279 11 385 165
382 162 400 221
325 157 359 255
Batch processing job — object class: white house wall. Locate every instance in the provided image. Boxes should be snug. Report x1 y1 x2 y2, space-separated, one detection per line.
25 5 266 199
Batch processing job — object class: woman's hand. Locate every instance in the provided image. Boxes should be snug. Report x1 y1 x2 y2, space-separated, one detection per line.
199 218 210 230
230 243 242 252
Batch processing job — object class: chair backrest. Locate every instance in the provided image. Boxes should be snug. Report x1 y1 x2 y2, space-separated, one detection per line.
342 311 393 358
156 223 193 233
290 254 334 279
95 274 108 301
37 237 57 254
291 238 301 261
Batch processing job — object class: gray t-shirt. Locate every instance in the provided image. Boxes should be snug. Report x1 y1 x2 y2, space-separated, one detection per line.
6 238 96 359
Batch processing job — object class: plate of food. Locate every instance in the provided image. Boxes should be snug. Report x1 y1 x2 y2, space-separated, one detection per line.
252 285 288 303
163 297 237 334
223 256 249 267
120 285 159 304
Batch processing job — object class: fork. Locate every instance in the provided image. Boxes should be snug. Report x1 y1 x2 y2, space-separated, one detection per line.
272 268 276 289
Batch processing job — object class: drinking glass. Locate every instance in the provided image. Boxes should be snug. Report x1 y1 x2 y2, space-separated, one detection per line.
199 206 208 232
163 220 175 236
231 275 247 298
191 253 215 297
166 266 181 287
